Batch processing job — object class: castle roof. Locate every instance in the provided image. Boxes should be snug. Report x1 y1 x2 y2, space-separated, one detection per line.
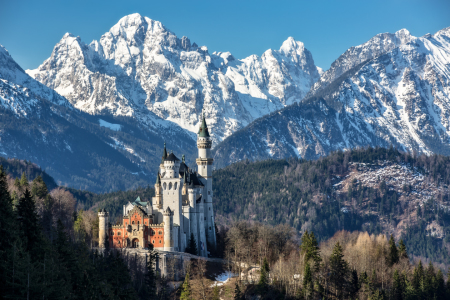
189 171 204 187
198 114 210 137
155 172 161 185
133 196 148 207
165 152 180 162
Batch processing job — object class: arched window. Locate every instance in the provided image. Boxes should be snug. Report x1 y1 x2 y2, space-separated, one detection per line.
152 240 155 244
137 221 140 225
174 182 178 190
132 221 135 224
163 183 167 190
118 232 121 236
158 231 162 235
159 240 162 244
169 182 172 190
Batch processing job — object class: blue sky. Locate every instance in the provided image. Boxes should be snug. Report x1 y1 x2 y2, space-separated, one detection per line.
0 0 449 71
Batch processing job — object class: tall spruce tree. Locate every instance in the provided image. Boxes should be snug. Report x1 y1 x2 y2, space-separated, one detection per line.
300 231 322 271
145 250 159 299
386 235 399 266
398 239 408 260
16 188 42 256
258 257 270 293
185 233 198 255
392 270 405 300
329 242 348 298
180 271 192 300
0 166 15 298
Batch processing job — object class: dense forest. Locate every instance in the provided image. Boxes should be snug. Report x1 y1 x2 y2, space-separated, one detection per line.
213 147 450 266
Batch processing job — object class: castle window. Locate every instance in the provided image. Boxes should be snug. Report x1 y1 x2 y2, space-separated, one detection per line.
209 227 211 230
174 182 178 190
132 221 135 224
137 221 140 225
204 217 206 220
152 240 155 244
118 232 121 236
158 231 162 235
208 191 210 195
163 183 167 190
209 207 211 211
160 240 162 244
169 182 172 190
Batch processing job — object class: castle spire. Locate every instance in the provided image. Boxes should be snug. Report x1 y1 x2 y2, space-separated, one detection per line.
161 142 168 164
198 112 210 137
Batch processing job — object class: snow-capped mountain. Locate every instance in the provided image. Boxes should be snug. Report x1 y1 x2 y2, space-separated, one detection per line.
0 45 71 114
307 28 412 98
0 43 197 192
213 27 450 168
27 13 321 142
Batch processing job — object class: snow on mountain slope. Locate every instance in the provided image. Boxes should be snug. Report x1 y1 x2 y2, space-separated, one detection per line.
307 29 413 98
213 26 450 168
27 13 321 143
0 45 71 109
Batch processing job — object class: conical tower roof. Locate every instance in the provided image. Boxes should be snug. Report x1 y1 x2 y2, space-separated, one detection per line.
198 113 210 137
161 142 168 164
155 172 161 185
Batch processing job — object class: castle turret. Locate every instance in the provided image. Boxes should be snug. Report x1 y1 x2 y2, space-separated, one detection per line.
152 173 163 209
196 113 216 249
163 207 174 251
98 209 109 248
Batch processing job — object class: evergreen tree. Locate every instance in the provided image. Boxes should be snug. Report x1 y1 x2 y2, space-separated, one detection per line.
392 270 404 300
234 280 243 300
434 269 446 300
258 257 270 293
398 239 408 260
348 269 359 299
145 250 159 299
386 235 399 266
329 242 348 298
185 232 198 255
180 271 192 300
212 284 220 300
31 176 48 199
16 188 42 256
303 262 313 299
19 172 28 187
411 260 424 297
300 231 322 271
0 166 15 298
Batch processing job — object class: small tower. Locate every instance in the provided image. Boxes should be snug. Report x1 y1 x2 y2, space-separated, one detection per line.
160 142 168 173
196 112 216 249
98 209 109 248
163 207 174 251
152 173 163 209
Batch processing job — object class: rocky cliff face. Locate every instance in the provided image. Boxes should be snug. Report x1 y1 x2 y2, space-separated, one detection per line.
213 27 450 168
27 13 321 143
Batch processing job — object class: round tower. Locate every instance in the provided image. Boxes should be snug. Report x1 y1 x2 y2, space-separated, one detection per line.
98 209 109 248
163 207 174 252
196 113 216 249
153 173 163 209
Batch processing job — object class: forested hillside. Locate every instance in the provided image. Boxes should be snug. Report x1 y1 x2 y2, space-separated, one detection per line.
213 147 450 266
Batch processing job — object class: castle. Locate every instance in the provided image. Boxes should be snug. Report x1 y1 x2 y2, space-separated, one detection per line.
98 115 216 256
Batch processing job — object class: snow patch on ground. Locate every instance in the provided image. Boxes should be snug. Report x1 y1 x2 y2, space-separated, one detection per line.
99 119 122 131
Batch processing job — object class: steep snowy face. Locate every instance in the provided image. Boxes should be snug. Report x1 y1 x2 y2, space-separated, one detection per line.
27 13 320 143
213 27 450 168
0 45 71 110
308 29 413 97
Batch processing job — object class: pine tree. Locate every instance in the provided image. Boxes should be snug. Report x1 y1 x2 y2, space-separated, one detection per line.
212 284 220 300
348 269 359 299
180 271 192 300
258 257 270 293
16 188 42 256
392 270 404 300
435 269 446 300
145 250 159 299
185 232 198 255
329 242 348 298
303 262 313 299
300 231 322 271
386 235 399 266
411 260 424 297
0 166 15 297
398 239 408 260
234 280 243 300
20 172 28 187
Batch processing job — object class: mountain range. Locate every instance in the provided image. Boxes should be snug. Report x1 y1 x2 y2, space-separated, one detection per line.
1 13 449 190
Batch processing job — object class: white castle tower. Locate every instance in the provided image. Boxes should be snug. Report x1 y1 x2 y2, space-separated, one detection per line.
196 113 217 248
98 209 109 248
